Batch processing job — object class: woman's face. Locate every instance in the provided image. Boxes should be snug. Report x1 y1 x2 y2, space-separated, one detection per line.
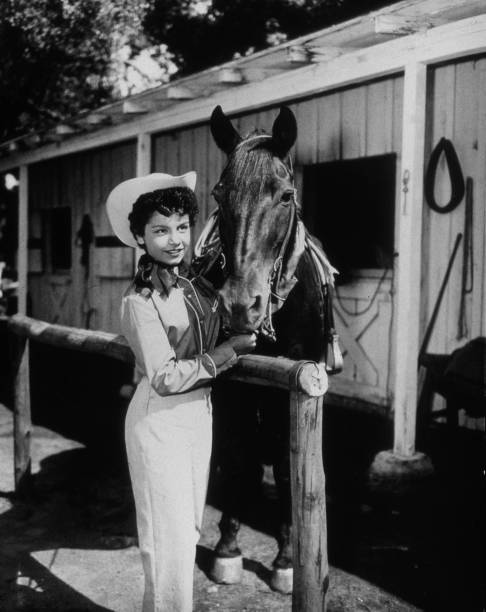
137 211 191 266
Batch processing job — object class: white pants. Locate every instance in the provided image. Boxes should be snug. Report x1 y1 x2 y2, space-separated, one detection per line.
125 378 213 612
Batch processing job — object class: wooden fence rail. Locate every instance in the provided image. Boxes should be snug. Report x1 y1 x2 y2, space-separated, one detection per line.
7 313 329 612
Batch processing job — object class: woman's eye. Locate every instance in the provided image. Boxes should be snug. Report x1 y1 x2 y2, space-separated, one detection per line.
178 225 189 232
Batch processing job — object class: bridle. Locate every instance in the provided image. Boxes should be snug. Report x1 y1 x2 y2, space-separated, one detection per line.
194 148 299 342
193 149 343 372
192 193 297 342
260 192 297 341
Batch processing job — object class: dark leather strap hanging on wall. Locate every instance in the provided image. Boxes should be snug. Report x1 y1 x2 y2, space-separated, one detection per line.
424 137 465 214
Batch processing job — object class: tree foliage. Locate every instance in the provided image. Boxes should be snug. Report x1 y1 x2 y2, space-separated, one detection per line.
0 0 400 141
143 0 399 75
0 0 151 140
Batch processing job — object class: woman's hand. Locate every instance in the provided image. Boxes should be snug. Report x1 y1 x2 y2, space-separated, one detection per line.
223 333 257 355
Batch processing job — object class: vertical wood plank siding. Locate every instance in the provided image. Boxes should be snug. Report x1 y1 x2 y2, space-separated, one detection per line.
153 75 404 404
28 141 136 333
25 61 483 424
423 57 486 431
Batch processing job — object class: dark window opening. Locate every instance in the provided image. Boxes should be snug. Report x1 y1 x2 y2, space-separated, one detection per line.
41 207 72 272
303 154 396 283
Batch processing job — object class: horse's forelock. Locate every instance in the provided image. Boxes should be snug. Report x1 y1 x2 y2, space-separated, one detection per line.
238 132 272 153
231 133 292 177
226 139 274 194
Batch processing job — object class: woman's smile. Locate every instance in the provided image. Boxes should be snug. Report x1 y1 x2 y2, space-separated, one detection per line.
137 211 191 266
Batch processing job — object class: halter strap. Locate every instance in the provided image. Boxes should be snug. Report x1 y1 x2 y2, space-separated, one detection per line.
193 205 341 364
260 202 297 340
192 155 342 371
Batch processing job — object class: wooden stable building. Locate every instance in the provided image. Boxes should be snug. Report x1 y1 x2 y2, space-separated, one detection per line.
1 0 485 457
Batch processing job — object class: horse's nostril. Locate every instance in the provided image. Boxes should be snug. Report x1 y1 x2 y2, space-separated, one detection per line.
249 295 262 313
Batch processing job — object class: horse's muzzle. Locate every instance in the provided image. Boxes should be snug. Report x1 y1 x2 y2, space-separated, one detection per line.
218 284 266 334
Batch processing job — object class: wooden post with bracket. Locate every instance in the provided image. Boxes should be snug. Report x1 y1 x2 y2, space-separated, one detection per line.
290 390 328 611
11 333 32 498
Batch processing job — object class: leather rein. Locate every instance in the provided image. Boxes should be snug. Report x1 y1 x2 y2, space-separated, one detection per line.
193 188 298 343
261 196 297 341
193 193 343 373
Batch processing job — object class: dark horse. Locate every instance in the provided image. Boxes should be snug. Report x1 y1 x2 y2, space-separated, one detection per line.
197 105 340 592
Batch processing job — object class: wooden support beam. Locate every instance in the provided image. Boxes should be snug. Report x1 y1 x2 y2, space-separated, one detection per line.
23 133 41 148
1 14 485 173
287 45 312 64
218 68 244 84
392 61 427 457
242 67 288 82
12 333 32 498
83 113 112 126
18 165 28 316
374 15 434 36
308 46 343 62
122 100 150 114
136 132 151 176
124 99 173 114
290 391 328 611
287 45 342 64
55 124 77 136
166 86 195 100
134 133 152 272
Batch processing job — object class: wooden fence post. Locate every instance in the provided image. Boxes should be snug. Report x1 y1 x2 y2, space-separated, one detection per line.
289 390 328 612
12 333 32 497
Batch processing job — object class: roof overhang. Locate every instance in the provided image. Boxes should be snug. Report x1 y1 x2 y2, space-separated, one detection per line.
1 0 485 172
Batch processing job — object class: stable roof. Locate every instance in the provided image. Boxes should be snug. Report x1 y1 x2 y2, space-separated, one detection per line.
0 0 484 170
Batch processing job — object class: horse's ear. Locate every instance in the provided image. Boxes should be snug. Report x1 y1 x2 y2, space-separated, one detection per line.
271 106 297 158
210 105 242 155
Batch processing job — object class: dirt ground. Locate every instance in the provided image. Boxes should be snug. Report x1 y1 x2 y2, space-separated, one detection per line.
0 338 483 612
0 401 425 612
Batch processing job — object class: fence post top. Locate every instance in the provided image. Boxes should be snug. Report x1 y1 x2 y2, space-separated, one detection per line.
291 361 329 397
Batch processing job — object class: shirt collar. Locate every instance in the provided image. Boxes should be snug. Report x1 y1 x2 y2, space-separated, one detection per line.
152 266 178 296
152 261 191 296
134 253 193 297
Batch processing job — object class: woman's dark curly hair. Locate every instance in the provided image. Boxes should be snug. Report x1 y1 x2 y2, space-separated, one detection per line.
128 187 199 240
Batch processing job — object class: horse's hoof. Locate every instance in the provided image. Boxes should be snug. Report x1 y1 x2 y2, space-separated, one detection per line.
209 555 243 584
270 567 293 594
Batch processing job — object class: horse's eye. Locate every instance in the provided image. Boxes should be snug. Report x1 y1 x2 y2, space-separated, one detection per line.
212 183 224 202
280 191 294 205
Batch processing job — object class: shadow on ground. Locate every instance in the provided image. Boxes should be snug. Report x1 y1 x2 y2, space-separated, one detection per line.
0 445 136 611
0 337 484 611
323 405 484 612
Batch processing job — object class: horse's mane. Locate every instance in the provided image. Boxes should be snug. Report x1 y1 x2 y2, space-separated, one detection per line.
222 132 275 207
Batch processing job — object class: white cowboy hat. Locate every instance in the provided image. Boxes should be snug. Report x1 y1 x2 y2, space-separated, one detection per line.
106 171 197 248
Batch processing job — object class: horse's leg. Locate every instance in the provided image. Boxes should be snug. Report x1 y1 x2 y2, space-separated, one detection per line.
273 449 292 566
260 387 294 593
210 381 262 583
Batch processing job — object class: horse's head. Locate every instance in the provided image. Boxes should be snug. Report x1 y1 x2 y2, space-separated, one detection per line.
210 105 298 334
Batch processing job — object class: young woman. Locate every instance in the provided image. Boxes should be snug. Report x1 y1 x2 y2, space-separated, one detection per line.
106 172 256 611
